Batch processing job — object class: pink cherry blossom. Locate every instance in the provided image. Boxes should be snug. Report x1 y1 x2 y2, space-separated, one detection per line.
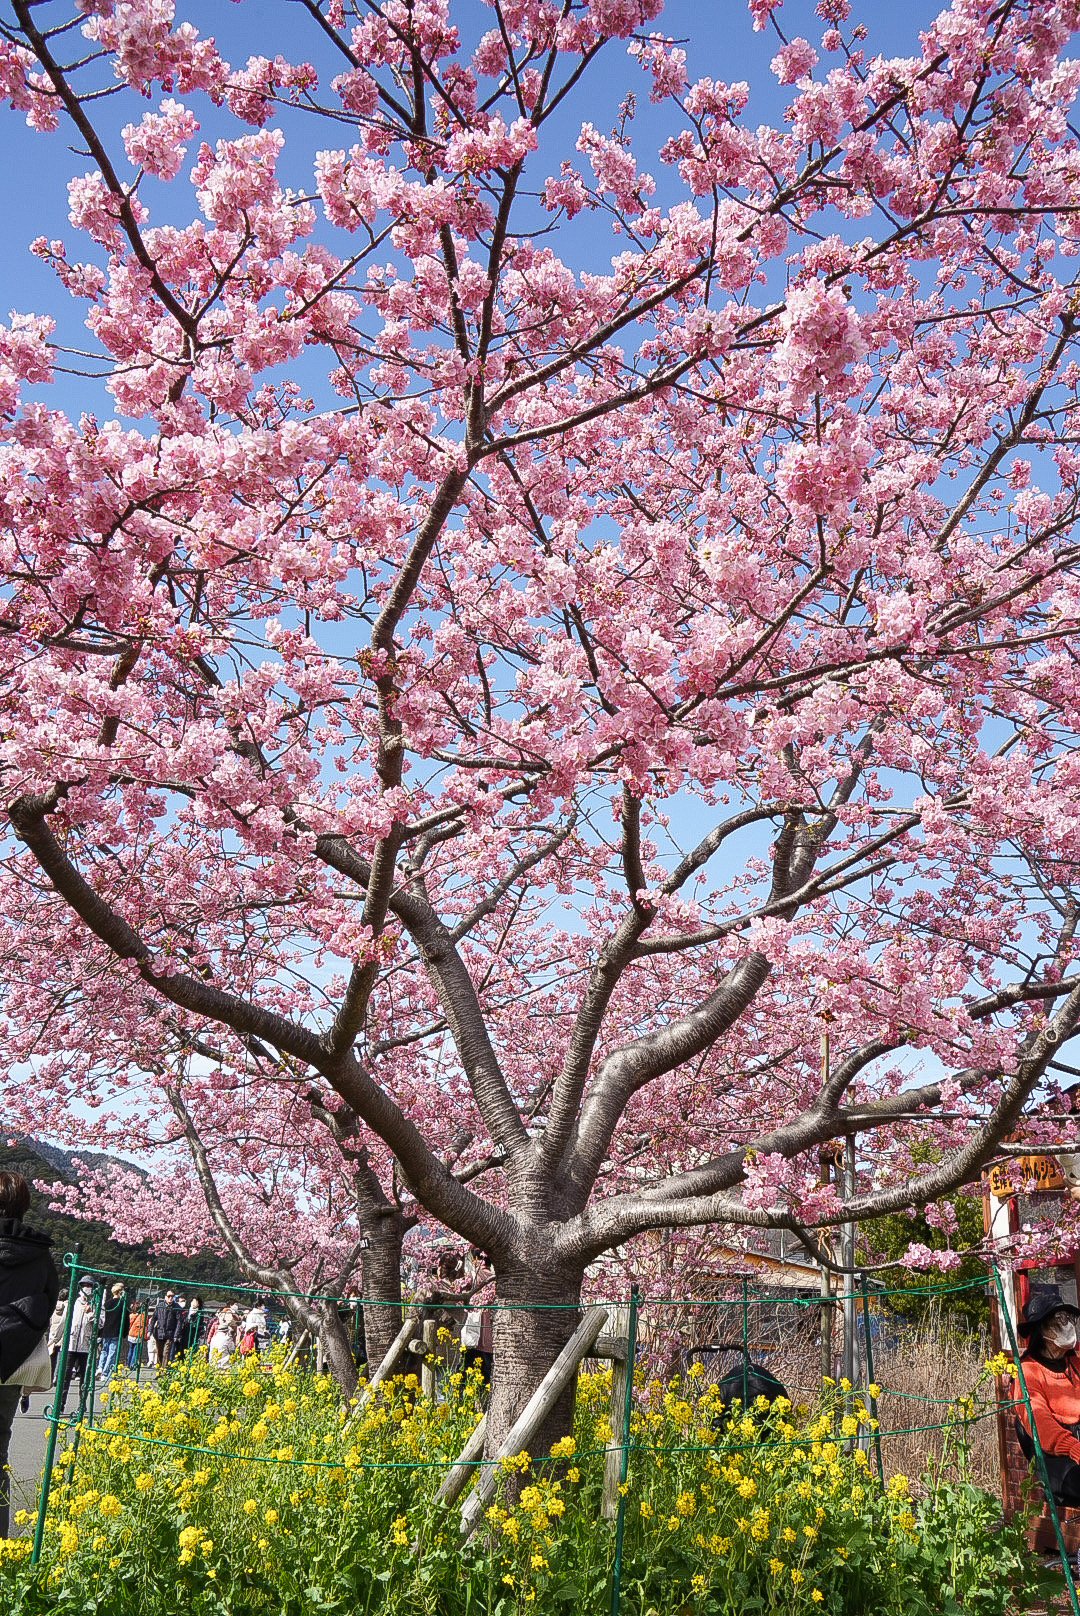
122 99 197 180
1 0 1080 1437
771 38 819 85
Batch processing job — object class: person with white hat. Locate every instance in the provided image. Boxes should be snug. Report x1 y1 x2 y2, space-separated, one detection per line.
60 1275 97 1412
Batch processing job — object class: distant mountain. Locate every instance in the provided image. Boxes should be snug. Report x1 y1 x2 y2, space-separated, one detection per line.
4 1134 147 1182
0 1137 244 1293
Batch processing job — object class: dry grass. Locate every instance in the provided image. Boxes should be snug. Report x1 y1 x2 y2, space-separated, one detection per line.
639 1295 1000 1494
869 1309 996 1491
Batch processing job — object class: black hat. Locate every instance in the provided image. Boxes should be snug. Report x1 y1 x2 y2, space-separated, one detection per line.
1018 1285 1080 1335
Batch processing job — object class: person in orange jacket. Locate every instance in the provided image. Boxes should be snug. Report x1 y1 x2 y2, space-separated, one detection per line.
1011 1285 1080 1504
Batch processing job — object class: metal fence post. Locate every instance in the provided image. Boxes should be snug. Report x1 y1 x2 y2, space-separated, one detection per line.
31 1251 80 1565
741 1278 749 1409
993 1264 1080 1616
860 1273 884 1485
114 1287 128 1382
609 1285 639 1616
135 1289 152 1385
82 1280 102 1428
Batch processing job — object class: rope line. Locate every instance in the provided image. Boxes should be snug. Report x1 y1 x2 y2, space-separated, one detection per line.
49 1394 996 1476
62 1257 992 1311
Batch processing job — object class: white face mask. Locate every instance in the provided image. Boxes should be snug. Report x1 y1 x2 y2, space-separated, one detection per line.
1045 1317 1078 1351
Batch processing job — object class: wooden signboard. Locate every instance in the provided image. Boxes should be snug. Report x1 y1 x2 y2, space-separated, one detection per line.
987 1155 1066 1196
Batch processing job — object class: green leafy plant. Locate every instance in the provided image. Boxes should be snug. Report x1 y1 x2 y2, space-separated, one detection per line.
0 1350 1046 1615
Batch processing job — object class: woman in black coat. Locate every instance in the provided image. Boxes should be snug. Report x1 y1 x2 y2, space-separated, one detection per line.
0 1171 59 1536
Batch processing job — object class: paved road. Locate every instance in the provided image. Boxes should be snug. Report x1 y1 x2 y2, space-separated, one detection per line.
8 1391 65 1534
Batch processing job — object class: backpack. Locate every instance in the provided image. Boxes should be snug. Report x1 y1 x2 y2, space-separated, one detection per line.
461 1310 482 1349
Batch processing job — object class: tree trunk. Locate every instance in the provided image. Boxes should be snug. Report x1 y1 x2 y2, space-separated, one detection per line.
360 1210 408 1371
484 1264 584 1464
283 1296 359 1398
316 1300 360 1396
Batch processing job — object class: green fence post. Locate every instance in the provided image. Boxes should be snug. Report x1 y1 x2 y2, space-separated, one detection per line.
113 1287 128 1383
993 1264 1080 1616
135 1289 152 1385
609 1285 640 1616
741 1278 749 1410
83 1280 102 1429
859 1273 884 1485
60 1276 100 1494
31 1251 80 1566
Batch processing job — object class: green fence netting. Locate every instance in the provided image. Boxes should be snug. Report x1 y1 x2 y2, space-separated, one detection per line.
16 1254 1074 1616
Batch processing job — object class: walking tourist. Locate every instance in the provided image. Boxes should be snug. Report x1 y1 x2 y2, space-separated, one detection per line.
239 1298 270 1358
126 1300 147 1370
208 1306 241 1367
97 1283 126 1383
183 1296 203 1357
47 1291 67 1384
60 1277 97 1412
169 1294 188 1363
150 1289 179 1371
0 1171 59 1536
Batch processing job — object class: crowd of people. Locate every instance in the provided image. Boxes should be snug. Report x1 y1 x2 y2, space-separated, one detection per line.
38 1279 285 1411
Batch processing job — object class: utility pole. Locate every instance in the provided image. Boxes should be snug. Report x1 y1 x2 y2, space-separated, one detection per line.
841 1133 857 1398
818 1018 834 1387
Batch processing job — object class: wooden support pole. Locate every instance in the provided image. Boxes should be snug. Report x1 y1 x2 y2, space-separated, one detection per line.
421 1317 437 1401
356 1309 417 1409
282 1329 309 1371
459 1306 609 1540
601 1305 630 1520
433 1414 488 1509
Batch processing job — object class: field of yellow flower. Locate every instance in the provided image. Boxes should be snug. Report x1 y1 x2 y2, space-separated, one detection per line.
0 1349 1052 1614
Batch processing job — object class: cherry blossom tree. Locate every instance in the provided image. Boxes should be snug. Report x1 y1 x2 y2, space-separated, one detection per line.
6 0 1080 1450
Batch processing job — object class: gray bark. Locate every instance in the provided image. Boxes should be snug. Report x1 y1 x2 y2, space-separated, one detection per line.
359 1212 408 1371
483 1260 585 1464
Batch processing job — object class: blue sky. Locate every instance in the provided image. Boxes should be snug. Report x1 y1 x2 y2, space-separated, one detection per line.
0 0 947 354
